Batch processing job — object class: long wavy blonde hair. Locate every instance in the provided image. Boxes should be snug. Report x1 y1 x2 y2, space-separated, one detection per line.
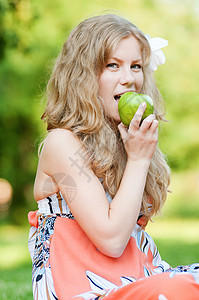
42 14 170 218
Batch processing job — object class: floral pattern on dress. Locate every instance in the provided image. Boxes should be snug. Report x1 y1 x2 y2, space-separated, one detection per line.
33 216 56 275
31 213 75 300
32 215 57 300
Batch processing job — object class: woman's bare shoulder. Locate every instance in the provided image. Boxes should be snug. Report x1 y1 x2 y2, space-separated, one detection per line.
36 128 84 178
34 128 85 200
45 128 79 145
41 128 82 158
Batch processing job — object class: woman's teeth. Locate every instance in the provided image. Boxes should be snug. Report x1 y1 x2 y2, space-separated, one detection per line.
114 95 121 102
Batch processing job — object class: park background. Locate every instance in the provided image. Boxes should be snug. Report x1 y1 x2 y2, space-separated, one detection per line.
0 0 199 298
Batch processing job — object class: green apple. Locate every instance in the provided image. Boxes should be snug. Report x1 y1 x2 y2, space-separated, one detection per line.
118 92 154 126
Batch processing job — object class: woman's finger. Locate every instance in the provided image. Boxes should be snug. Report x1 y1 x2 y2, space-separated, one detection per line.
148 119 159 134
118 122 128 141
139 114 156 134
128 102 146 133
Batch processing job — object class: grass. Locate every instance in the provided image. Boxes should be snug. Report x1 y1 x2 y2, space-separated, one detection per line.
0 263 32 300
147 219 199 266
0 225 33 299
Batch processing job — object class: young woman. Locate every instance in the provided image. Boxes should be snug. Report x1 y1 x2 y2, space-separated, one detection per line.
28 14 199 299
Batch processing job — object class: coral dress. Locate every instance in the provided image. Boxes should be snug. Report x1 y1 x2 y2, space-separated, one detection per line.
28 190 199 300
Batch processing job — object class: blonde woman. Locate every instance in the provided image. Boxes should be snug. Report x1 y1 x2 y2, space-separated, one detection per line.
28 14 199 300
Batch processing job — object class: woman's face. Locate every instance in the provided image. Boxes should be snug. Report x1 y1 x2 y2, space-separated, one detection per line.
98 35 144 124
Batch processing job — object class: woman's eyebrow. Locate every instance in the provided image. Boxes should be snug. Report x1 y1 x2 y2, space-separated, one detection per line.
109 57 142 63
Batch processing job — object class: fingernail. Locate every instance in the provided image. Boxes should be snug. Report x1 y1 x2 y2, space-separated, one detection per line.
149 114 155 120
141 102 146 108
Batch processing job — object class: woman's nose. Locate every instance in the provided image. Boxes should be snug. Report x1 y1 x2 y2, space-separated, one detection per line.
120 67 135 86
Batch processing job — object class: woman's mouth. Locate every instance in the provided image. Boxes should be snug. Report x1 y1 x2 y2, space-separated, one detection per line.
114 90 136 102
114 95 121 102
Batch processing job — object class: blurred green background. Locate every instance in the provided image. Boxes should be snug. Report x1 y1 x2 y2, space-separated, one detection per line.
0 0 199 298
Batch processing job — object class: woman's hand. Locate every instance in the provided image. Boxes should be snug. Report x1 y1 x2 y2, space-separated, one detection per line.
118 102 158 163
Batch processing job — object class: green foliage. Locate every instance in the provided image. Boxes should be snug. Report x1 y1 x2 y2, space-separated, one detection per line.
0 0 199 220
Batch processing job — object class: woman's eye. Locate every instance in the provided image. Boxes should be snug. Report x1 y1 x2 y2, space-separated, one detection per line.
106 63 119 69
131 64 142 70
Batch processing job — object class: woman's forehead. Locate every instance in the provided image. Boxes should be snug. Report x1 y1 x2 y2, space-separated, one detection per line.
107 35 143 57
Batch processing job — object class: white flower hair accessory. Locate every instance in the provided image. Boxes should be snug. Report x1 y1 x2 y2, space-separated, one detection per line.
145 34 168 72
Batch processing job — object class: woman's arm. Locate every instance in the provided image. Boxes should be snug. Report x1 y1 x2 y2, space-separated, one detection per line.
38 104 158 258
